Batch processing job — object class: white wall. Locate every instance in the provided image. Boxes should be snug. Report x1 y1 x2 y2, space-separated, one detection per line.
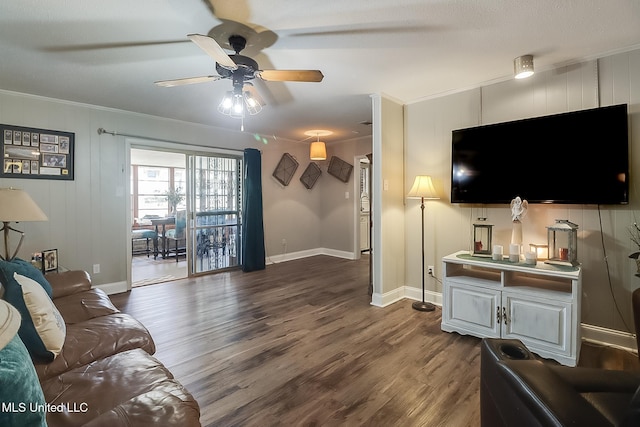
0 90 371 287
403 50 640 335
371 94 406 306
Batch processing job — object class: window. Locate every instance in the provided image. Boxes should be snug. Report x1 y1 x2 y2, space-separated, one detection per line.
131 165 185 223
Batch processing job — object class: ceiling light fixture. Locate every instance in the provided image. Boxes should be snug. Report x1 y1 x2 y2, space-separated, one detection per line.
514 55 534 79
305 130 332 161
217 86 262 119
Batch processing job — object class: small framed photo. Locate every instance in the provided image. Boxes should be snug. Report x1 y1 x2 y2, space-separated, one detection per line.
41 249 58 273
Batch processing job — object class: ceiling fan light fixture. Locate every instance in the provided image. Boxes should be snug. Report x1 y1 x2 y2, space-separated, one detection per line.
514 55 534 79
230 94 244 119
218 90 263 118
218 91 234 115
244 91 262 115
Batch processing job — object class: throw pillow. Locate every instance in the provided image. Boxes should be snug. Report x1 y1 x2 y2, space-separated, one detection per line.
2 271 66 363
0 258 52 297
0 333 47 426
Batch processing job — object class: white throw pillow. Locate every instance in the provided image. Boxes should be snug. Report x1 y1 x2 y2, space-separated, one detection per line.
14 272 66 358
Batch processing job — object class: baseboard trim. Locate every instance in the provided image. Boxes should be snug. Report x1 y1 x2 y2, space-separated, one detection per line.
371 286 441 308
268 248 356 264
371 287 404 307
404 285 442 307
581 323 638 354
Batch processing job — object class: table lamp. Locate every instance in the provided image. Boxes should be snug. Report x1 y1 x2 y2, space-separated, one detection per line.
0 188 48 261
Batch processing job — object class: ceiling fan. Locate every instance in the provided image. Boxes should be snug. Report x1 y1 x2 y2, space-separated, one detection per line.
155 33 323 115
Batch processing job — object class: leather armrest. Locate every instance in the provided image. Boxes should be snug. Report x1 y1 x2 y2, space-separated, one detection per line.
45 270 92 299
549 365 640 393
498 359 614 426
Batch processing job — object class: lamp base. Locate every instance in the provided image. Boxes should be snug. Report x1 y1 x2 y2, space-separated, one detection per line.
412 301 436 312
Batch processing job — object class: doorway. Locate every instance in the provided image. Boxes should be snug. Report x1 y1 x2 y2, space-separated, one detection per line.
130 148 187 287
357 157 371 255
129 147 243 287
354 154 373 295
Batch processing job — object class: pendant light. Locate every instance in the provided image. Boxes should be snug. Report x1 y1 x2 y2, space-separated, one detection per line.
310 136 327 161
305 130 332 161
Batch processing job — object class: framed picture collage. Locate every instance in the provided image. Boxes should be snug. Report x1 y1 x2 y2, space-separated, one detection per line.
2 124 74 180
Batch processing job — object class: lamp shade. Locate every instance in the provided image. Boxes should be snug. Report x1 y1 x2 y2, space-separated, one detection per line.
407 175 439 199
514 55 534 79
0 188 48 222
310 141 327 161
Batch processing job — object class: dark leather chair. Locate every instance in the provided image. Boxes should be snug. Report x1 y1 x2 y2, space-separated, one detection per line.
481 338 640 426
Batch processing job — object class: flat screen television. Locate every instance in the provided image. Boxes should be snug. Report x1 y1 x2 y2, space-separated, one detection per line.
451 104 629 204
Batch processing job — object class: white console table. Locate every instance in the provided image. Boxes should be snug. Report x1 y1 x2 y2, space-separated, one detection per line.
441 251 582 366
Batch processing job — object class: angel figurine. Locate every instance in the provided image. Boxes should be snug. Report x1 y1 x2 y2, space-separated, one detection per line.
510 196 528 247
510 196 528 222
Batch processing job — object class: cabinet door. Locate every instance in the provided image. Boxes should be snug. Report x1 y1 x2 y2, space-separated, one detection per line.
502 291 572 357
441 280 501 338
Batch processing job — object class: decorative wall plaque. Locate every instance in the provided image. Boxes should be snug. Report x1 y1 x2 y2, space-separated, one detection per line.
272 153 298 186
327 156 353 183
300 162 322 189
1 124 74 180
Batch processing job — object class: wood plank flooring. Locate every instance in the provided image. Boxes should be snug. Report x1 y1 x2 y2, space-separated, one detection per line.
111 255 639 426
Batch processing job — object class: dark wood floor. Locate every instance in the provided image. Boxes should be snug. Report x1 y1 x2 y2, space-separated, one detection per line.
111 255 639 427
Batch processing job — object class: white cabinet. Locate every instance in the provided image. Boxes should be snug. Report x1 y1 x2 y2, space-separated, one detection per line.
441 251 581 366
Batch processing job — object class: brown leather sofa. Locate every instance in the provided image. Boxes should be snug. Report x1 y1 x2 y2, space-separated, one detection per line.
37 270 201 427
480 338 640 427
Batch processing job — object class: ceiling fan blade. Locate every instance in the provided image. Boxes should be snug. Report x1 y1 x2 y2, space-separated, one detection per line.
257 69 324 82
187 33 237 70
154 75 221 87
43 40 187 52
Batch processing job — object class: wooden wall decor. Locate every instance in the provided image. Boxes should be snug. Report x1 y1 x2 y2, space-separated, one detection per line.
272 153 298 186
327 156 353 183
1 124 75 180
300 162 322 189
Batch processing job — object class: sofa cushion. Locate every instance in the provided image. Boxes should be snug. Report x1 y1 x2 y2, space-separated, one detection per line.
0 333 47 427
53 288 120 324
40 348 200 427
45 270 92 299
3 271 66 363
35 312 156 381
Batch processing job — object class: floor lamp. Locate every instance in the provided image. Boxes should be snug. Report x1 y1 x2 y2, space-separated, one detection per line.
407 175 439 311
0 188 48 261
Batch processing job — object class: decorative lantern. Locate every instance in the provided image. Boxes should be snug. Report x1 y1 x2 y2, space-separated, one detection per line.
529 243 549 260
545 220 579 267
472 218 493 257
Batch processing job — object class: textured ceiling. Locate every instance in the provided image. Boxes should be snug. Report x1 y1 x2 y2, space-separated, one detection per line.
1 0 639 143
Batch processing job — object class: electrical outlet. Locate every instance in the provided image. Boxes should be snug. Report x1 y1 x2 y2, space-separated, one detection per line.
427 265 434 276
93 264 100 274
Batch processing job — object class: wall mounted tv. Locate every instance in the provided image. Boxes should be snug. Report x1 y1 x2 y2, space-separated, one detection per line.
451 104 629 205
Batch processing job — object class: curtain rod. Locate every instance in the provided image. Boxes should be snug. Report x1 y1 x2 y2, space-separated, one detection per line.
96 127 246 153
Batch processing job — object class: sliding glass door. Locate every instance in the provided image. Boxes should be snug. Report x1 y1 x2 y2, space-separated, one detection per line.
188 154 242 274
